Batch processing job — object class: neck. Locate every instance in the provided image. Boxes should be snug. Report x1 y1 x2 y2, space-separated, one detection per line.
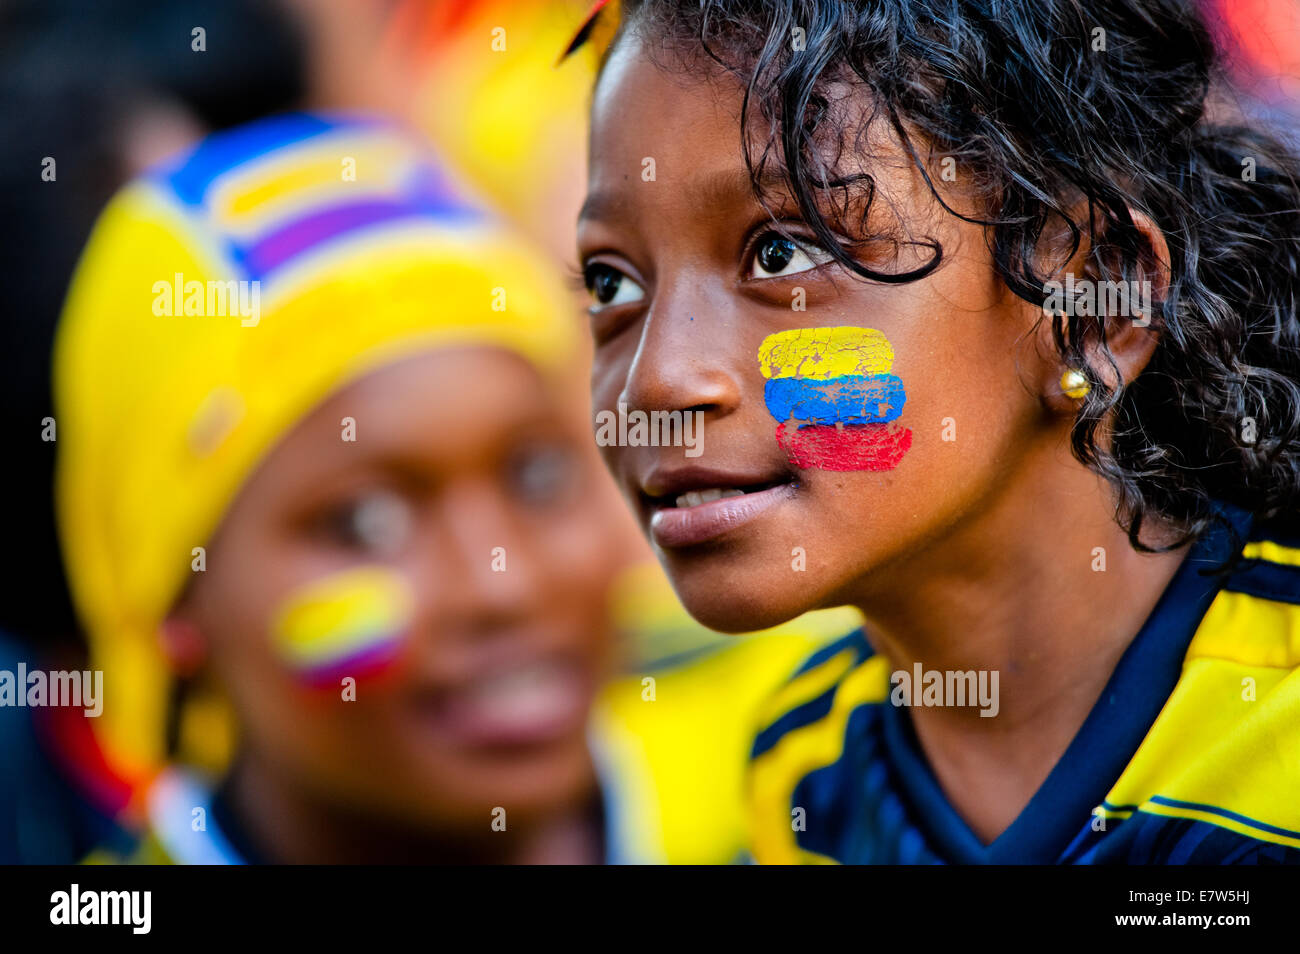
220 750 604 864
846 438 1188 843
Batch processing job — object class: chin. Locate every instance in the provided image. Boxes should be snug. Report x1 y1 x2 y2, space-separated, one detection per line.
449 738 597 821
662 558 824 634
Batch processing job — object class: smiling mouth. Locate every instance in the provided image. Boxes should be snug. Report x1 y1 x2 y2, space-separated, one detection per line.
414 656 592 749
642 475 799 548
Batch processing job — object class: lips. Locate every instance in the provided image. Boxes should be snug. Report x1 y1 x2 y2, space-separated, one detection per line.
639 464 799 548
415 656 591 748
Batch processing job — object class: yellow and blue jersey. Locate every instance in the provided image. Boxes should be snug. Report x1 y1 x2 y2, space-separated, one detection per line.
747 508 1300 864
592 597 858 864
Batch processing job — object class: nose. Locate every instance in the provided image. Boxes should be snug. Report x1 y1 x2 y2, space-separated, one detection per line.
427 481 543 633
618 273 742 417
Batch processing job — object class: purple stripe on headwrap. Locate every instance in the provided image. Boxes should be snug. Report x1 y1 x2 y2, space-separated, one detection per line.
241 196 480 279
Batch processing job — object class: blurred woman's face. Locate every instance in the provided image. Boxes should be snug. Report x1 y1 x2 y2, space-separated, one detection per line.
171 347 622 829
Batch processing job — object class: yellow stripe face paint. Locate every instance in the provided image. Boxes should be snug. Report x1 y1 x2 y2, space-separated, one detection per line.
758 326 895 380
270 566 415 688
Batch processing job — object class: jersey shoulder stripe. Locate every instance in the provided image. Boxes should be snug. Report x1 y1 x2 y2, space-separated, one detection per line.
1099 529 1300 857
745 512 1300 864
750 630 873 760
747 645 890 864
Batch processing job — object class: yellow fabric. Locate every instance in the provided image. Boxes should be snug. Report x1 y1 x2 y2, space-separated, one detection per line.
746 655 891 865
595 560 862 863
403 0 605 249
594 634 863 864
743 535 1300 862
1100 587 1300 849
1242 540 1300 569
53 121 578 780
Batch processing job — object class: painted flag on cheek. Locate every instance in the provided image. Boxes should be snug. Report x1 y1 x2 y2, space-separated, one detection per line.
270 566 415 689
758 326 912 472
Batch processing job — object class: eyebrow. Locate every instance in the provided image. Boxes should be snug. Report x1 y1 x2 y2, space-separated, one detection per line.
578 165 798 225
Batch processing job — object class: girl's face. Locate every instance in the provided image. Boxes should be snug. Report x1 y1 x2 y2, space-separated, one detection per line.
171 348 622 829
579 38 1068 632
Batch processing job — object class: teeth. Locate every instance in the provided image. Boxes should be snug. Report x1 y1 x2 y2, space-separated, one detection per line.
465 662 567 705
455 661 580 728
675 487 748 508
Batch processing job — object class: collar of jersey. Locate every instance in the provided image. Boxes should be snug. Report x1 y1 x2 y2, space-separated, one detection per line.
875 503 1253 864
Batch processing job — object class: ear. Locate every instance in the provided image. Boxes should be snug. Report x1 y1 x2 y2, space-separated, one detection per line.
158 615 208 678
1033 205 1171 413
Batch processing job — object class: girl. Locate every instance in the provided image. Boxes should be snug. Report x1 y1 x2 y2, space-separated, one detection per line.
575 0 1300 863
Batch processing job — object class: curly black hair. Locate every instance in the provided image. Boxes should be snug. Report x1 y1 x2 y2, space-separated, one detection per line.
609 0 1300 551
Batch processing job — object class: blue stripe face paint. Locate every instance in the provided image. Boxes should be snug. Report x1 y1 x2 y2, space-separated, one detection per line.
764 374 907 426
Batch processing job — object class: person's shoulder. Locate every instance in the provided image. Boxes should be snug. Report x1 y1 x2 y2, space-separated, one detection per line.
1099 521 1300 862
592 608 858 865
1191 521 1300 670
743 629 888 865
749 628 884 762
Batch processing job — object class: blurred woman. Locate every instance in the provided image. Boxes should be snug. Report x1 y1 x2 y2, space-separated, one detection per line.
56 112 848 863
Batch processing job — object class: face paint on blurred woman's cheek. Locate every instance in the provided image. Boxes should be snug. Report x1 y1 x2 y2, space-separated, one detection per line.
270 566 415 690
759 326 913 471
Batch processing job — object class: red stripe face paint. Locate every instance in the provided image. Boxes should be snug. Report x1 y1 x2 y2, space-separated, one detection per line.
758 327 912 472
775 422 913 471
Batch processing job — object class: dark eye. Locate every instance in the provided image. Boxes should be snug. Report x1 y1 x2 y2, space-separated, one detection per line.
508 444 580 506
324 490 413 556
750 232 833 278
584 263 645 309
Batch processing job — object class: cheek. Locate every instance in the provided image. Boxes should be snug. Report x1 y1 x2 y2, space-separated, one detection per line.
266 566 414 690
590 342 636 438
754 320 1031 567
189 564 325 764
589 345 621 407
758 326 914 473
880 359 1037 549
196 559 418 760
889 313 1034 486
192 554 289 688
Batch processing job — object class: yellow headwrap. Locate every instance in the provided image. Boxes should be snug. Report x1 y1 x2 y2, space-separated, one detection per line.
54 113 578 781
